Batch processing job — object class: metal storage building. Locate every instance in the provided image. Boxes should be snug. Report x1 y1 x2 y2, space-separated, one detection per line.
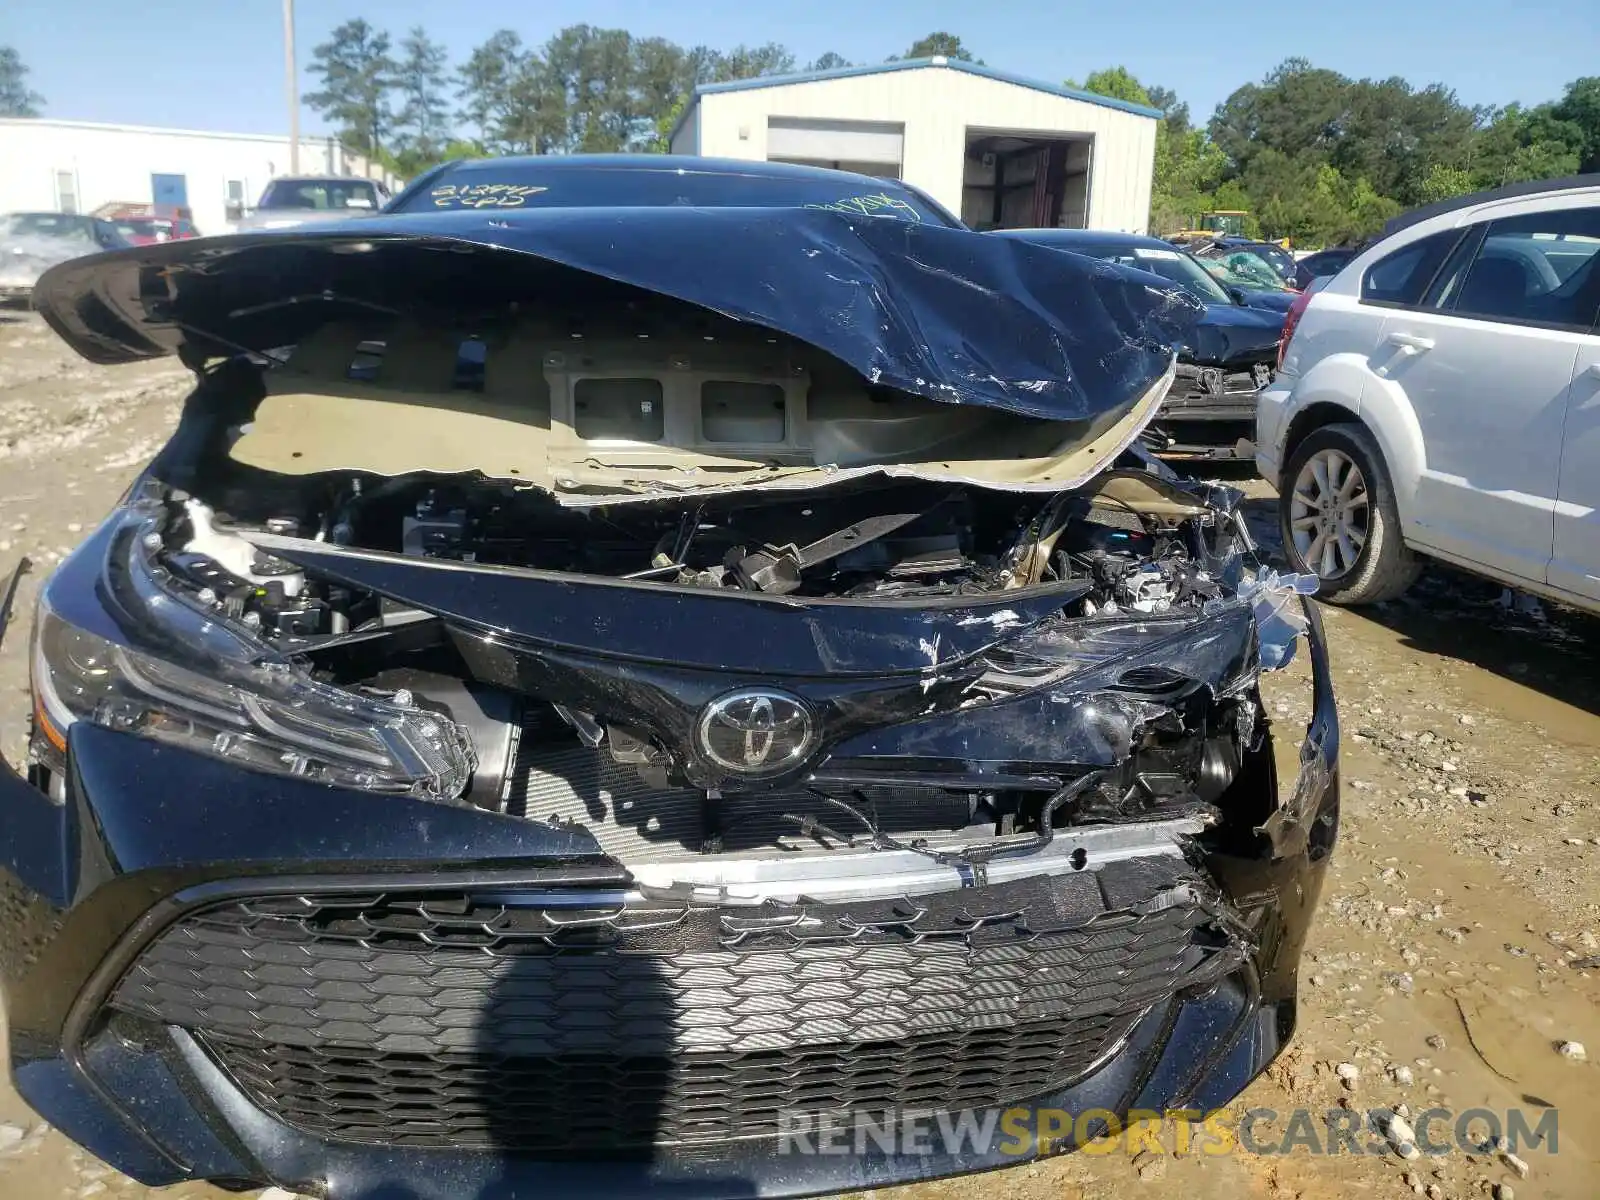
669 57 1161 232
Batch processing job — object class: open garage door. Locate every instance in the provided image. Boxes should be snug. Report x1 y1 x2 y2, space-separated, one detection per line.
767 118 904 178
962 133 1092 231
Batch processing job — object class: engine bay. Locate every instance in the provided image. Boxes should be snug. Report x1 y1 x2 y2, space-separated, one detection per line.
44 444 1294 879
164 471 1232 645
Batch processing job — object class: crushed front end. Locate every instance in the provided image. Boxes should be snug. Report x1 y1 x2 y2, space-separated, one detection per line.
0 187 1338 1198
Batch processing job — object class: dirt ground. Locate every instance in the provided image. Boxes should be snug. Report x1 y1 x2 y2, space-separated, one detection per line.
0 306 1596 1200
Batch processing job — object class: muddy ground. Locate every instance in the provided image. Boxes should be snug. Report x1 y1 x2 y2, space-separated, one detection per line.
0 307 1596 1200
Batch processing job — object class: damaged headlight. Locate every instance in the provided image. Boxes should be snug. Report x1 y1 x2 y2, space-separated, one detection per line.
984 570 1319 695
29 507 475 800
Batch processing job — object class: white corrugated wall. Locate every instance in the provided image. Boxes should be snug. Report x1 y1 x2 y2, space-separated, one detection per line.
688 67 1157 232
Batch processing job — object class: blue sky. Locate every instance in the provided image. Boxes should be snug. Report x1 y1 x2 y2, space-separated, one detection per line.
6 0 1596 137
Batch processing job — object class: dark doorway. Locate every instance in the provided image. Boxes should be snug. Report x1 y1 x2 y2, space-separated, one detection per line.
962 133 1090 231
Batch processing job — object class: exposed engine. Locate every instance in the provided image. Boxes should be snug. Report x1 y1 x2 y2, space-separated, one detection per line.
165 471 1233 645
60 453 1307 885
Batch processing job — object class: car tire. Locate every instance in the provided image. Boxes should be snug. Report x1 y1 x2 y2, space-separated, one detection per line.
1279 422 1420 605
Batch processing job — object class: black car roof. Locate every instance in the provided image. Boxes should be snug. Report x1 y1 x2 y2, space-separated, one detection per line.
990 228 1172 251
1381 173 1600 241
440 153 890 180
388 154 959 225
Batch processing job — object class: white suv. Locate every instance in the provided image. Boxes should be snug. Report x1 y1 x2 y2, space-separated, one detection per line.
1256 177 1600 608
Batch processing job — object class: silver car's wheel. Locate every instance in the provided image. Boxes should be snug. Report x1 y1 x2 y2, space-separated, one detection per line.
1279 422 1420 605
1289 447 1370 579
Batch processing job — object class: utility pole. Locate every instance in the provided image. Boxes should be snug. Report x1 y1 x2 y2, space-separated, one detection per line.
283 0 300 173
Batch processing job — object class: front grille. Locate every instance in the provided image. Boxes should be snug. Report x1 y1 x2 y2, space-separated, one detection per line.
110 862 1244 1153
204 1011 1142 1153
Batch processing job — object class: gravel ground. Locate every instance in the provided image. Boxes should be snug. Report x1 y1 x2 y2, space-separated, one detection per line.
1 306 1597 1200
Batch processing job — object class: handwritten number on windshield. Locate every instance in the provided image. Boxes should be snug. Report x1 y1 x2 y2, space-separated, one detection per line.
430 184 550 209
805 193 923 222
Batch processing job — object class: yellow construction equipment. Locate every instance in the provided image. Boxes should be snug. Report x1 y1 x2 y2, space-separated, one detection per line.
1168 211 1249 244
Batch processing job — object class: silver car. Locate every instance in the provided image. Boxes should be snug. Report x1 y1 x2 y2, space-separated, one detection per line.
231 175 391 232
0 212 129 303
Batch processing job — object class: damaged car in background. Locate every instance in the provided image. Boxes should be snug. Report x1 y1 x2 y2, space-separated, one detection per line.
0 157 1338 1199
994 228 1287 461
0 211 130 304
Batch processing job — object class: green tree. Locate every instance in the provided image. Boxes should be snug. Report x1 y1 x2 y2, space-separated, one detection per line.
456 30 524 150
1551 76 1600 171
807 52 852 71
0 45 43 117
1151 129 1228 234
894 33 977 62
1332 78 1477 204
1209 58 1351 177
708 44 796 81
534 25 631 153
392 27 452 173
304 19 399 160
456 30 563 155
1416 162 1474 203
633 36 690 149
1468 103 1582 188
1146 85 1190 136
1077 67 1151 107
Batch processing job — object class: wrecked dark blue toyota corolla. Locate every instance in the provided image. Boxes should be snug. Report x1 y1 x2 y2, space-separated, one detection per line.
0 156 1338 1198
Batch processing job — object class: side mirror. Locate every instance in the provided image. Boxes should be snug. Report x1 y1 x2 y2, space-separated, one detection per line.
1227 286 1248 305
225 203 247 222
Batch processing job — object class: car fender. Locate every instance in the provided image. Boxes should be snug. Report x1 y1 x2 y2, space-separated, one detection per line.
1283 351 1423 529
1276 351 1366 458
1335 360 1426 531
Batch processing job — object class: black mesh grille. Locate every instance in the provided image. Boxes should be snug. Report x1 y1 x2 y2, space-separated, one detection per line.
203 1011 1141 1153
110 863 1244 1152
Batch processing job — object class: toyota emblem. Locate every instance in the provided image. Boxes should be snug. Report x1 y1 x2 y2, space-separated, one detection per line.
696 688 815 776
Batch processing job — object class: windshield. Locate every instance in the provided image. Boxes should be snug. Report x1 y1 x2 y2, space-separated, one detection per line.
391 163 954 224
3 213 96 243
113 218 167 239
1247 243 1297 279
1071 242 1232 305
1199 249 1289 291
260 179 381 212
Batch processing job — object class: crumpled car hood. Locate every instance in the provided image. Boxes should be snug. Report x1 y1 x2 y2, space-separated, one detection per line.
32 207 1201 424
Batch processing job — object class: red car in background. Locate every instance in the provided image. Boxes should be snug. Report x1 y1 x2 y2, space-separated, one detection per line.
109 215 200 245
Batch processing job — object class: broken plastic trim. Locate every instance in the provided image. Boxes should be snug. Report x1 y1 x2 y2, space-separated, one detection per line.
1259 595 1339 857
622 815 1207 906
798 770 1111 886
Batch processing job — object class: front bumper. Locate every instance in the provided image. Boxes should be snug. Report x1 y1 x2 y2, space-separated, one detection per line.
0 593 1340 1198
1253 377 1297 490
1144 364 1270 459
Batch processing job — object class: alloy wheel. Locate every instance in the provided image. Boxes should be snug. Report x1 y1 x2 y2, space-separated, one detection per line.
1289 448 1370 578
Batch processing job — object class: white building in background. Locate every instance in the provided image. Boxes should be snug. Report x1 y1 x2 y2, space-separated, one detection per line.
670 57 1160 233
0 118 399 237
